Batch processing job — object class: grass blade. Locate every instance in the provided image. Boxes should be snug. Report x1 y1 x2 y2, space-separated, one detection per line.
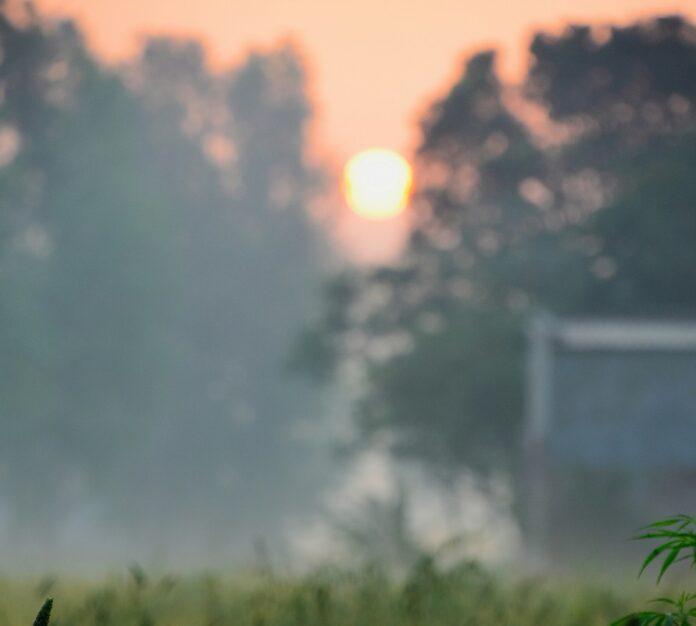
32 599 53 626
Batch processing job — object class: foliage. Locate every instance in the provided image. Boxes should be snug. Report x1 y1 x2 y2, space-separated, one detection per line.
0 3 326 559
32 598 52 626
5 565 639 626
611 516 696 626
356 308 523 474
294 15 696 483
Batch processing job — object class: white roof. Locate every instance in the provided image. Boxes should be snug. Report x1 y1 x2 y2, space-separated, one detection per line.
546 319 696 351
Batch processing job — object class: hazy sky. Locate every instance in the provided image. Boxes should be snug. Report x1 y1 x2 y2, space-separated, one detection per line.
31 0 696 266
37 0 696 163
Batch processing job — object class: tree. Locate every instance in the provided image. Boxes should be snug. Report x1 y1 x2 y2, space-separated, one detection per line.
0 11 181 548
294 16 696 488
0 4 327 562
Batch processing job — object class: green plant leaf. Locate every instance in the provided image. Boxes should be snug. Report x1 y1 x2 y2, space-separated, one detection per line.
652 598 679 607
32 598 53 626
639 541 680 578
645 519 688 529
657 548 681 583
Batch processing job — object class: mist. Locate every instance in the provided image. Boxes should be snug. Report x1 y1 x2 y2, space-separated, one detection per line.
2 2 696 589
0 10 341 570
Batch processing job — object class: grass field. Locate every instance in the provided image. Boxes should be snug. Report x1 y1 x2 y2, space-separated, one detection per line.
0 561 645 626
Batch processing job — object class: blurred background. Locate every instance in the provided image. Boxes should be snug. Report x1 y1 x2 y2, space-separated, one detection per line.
1 0 696 578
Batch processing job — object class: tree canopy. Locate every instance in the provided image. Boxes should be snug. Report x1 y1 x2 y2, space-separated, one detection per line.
0 4 326 563
295 15 696 482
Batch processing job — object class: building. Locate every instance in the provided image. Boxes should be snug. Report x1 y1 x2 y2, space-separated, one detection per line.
523 314 696 561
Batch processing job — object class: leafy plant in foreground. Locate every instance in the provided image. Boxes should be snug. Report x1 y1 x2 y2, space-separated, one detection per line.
612 515 696 626
33 598 53 626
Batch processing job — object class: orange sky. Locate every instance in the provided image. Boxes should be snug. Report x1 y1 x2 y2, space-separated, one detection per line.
36 0 696 163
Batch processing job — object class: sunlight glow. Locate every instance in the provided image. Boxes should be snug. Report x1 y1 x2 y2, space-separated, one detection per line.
343 148 413 220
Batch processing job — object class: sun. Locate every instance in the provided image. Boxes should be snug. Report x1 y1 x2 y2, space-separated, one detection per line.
343 148 413 220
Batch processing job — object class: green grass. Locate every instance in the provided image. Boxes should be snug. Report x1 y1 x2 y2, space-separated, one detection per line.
1 560 646 626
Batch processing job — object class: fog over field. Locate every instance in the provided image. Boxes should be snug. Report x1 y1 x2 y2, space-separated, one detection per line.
1 1 696 577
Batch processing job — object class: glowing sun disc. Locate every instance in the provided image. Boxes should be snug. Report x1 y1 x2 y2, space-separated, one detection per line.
343 148 413 220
